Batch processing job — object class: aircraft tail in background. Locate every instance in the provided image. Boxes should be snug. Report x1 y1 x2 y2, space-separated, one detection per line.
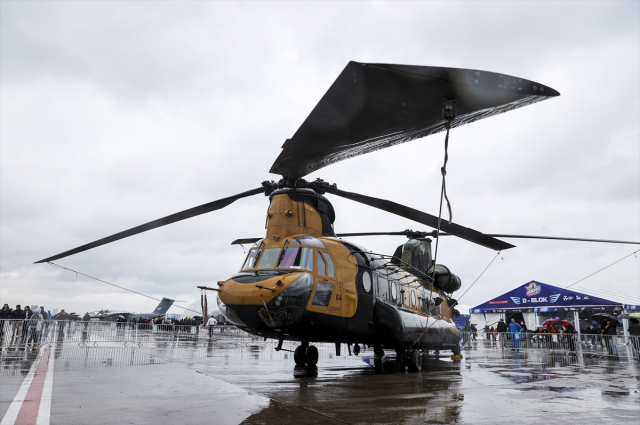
151 298 175 315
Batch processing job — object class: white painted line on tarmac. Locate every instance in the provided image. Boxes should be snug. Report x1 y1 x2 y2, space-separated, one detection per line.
0 346 45 425
36 345 55 425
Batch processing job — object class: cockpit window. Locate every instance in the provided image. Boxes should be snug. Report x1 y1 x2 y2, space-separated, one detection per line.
276 247 313 271
257 248 281 269
240 249 261 271
317 252 326 276
290 236 326 249
324 253 335 278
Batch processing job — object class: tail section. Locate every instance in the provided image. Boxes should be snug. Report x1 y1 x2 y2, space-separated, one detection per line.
152 298 175 315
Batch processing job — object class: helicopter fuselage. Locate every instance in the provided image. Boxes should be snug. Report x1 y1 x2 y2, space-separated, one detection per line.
216 188 460 352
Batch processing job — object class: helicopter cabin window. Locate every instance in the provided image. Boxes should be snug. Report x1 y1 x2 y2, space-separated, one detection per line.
390 281 397 301
257 248 281 269
362 272 372 293
410 290 416 307
241 249 261 271
376 275 389 301
290 236 326 249
312 281 333 307
276 247 313 271
317 252 326 276
324 253 335 278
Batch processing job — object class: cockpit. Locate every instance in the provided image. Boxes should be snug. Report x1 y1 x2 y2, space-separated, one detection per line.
239 236 335 277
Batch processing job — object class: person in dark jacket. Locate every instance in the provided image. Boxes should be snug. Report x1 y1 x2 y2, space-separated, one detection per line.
602 318 618 355
497 319 508 347
564 322 576 351
21 306 32 342
628 318 640 360
0 304 11 343
10 305 24 344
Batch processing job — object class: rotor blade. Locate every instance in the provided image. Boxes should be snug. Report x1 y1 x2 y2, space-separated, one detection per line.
343 231 640 245
35 187 265 263
336 232 410 237
231 233 410 244
324 187 515 251
231 238 262 245
476 234 640 245
270 61 560 178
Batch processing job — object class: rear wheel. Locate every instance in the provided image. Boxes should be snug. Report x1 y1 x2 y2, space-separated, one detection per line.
294 345 306 366
452 344 461 356
305 345 319 367
407 349 422 372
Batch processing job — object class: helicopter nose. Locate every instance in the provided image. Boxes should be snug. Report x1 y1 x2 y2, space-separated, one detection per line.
256 273 314 328
217 273 314 329
216 296 247 327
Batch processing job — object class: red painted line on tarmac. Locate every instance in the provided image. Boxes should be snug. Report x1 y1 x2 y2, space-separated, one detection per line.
14 345 51 425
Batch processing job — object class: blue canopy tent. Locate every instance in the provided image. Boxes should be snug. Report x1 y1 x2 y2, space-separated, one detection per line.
469 280 622 330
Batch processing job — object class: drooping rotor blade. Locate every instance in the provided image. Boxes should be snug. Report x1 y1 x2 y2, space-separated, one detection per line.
323 186 515 251
270 61 560 178
464 234 640 245
231 238 262 245
35 187 265 264
340 230 640 245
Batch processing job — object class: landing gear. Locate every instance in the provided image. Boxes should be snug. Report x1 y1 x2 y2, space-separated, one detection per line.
294 343 319 367
452 344 461 356
405 349 422 372
353 343 361 356
373 345 384 370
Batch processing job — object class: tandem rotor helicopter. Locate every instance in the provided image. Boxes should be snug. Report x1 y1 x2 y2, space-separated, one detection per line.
36 62 640 372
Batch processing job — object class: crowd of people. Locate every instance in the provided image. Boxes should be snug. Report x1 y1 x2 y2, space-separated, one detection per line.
0 303 57 345
468 315 640 356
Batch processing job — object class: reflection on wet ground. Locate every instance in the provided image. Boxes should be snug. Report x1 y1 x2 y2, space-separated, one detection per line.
1 338 639 424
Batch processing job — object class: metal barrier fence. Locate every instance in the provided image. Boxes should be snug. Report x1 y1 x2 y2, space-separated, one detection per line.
459 331 640 360
0 319 248 347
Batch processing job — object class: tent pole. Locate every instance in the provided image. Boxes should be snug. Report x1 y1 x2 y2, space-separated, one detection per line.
622 317 630 345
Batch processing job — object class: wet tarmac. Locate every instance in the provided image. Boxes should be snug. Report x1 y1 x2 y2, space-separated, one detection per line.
1 340 639 424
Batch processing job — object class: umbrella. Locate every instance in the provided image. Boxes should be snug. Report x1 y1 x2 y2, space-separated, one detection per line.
591 313 619 322
542 318 559 326
541 318 575 328
617 313 631 320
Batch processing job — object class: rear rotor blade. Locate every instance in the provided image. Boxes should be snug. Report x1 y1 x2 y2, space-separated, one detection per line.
323 186 514 251
35 187 265 263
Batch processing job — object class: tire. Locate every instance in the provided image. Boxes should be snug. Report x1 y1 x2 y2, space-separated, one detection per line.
374 357 383 370
294 345 306 366
305 345 319 367
452 344 461 356
413 350 422 372
409 349 422 372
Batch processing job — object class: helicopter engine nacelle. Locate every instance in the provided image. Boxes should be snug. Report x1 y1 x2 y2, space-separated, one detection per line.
426 264 462 293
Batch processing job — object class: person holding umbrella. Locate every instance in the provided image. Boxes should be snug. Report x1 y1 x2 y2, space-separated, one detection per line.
601 318 618 356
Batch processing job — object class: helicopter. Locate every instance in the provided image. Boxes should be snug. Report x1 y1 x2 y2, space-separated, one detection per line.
36 62 640 372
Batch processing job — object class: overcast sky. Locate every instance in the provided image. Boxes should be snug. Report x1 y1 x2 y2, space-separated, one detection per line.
1 1 639 317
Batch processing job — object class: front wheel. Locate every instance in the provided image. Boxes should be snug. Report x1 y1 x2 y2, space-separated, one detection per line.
294 345 306 366
305 345 319 367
